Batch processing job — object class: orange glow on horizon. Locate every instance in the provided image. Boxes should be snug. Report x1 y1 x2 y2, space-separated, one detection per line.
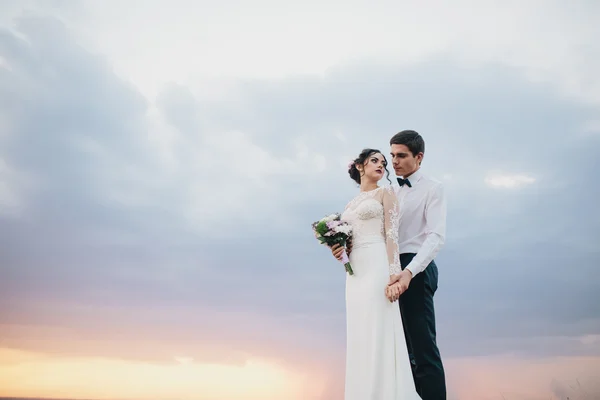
1 346 600 400
0 347 326 400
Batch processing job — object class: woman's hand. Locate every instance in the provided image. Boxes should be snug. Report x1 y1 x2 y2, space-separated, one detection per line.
331 238 352 260
385 282 402 302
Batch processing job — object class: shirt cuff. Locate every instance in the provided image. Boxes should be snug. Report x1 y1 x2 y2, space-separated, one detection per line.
405 263 420 277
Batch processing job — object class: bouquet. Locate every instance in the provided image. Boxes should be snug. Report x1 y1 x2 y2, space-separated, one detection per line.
312 213 354 275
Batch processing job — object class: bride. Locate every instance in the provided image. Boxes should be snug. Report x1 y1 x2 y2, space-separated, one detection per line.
332 148 421 400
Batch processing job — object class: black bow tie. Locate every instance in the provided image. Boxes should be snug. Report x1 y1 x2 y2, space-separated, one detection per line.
397 177 412 187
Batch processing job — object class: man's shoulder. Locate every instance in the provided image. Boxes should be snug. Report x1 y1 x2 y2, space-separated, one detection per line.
419 171 444 189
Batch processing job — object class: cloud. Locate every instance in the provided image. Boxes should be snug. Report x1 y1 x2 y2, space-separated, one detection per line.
0 7 599 376
484 173 536 189
0 156 26 216
18 0 595 109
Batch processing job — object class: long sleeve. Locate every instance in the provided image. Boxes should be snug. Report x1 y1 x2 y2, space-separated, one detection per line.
405 182 446 277
382 186 402 275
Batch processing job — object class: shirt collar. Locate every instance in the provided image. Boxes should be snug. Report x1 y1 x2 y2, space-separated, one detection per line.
402 168 423 185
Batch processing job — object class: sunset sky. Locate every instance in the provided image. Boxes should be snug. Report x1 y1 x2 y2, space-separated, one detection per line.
1 1 599 399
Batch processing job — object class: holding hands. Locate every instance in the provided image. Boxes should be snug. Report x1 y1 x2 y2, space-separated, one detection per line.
330 239 411 303
385 269 413 302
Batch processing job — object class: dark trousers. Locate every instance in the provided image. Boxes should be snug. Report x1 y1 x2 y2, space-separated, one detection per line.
399 253 446 400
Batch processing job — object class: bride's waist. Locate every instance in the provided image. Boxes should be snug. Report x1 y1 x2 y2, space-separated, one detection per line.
351 235 385 249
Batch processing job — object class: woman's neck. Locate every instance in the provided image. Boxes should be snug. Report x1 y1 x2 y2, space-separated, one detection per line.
360 180 378 192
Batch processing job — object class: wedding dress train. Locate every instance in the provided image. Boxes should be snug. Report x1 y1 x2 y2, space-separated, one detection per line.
341 186 421 400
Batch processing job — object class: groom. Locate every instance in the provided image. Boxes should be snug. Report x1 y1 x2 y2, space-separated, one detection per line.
333 130 447 400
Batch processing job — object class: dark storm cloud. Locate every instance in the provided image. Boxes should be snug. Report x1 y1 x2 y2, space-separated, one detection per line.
0 13 598 364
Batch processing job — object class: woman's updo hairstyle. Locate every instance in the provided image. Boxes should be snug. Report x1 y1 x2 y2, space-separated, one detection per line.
348 148 390 185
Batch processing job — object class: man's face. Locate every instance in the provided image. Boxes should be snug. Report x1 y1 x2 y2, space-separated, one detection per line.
390 144 422 177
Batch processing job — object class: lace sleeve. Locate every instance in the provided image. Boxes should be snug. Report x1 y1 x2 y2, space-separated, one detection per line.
382 186 402 275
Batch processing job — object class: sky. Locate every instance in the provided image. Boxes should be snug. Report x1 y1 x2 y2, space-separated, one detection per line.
0 0 599 399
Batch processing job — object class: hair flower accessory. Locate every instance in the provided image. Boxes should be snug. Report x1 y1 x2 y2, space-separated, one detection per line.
347 161 355 171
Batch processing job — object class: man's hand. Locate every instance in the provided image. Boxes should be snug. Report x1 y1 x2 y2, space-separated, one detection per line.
388 269 413 296
330 239 352 260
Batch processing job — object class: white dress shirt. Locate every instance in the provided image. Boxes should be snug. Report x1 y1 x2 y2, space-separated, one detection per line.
393 168 447 277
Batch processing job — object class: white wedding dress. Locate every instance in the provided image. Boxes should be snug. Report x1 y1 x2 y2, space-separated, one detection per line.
341 186 421 400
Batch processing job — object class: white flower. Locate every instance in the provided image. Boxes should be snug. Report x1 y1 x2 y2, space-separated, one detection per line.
333 224 352 235
323 213 338 222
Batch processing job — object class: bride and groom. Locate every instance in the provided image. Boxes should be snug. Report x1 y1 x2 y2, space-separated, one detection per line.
330 130 447 400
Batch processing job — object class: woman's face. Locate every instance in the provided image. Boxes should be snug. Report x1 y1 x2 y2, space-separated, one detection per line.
359 152 387 183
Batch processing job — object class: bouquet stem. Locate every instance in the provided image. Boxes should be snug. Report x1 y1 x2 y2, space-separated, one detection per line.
340 249 354 275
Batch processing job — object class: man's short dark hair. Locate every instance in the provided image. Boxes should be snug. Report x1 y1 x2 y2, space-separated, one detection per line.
389 130 425 157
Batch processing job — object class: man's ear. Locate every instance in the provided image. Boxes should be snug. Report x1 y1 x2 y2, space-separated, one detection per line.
416 152 424 165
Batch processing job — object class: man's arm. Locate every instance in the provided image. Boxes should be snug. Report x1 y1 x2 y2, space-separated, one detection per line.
405 182 446 277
